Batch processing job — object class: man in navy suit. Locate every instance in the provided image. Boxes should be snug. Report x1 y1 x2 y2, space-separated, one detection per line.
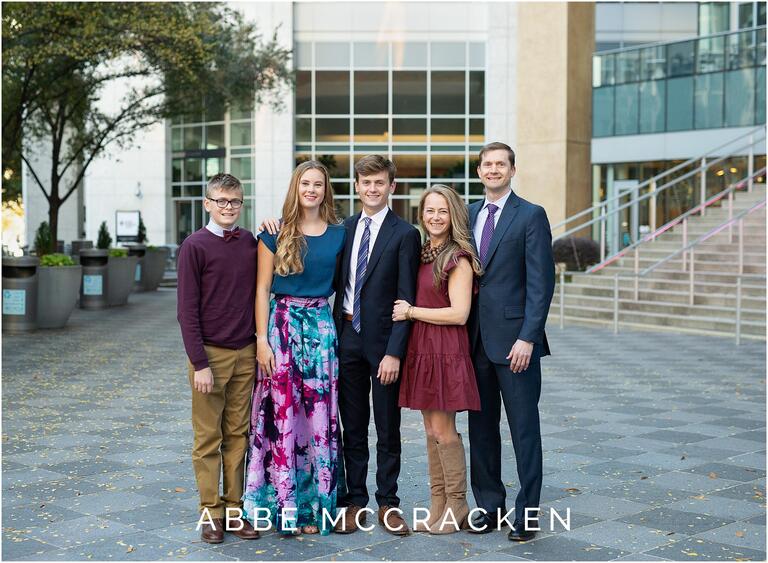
466 142 555 541
332 155 421 536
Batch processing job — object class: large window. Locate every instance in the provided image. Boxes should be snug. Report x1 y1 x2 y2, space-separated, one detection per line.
294 41 486 219
593 26 766 136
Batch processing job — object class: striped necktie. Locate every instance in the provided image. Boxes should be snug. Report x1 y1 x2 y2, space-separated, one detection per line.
352 217 372 333
479 203 499 264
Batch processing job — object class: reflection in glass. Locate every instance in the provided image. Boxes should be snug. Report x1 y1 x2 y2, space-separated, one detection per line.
354 42 389 67
593 87 614 137
172 128 182 152
694 72 724 129
431 154 466 178
296 71 312 114
724 68 755 127
757 67 766 124
229 157 252 181
469 71 484 114
696 36 725 73
469 42 485 67
317 154 350 178
468 182 485 196
469 119 484 142
176 201 193 242
240 199 253 231
316 72 350 114
316 43 350 68
667 40 695 77
615 50 640 84
390 198 421 225
206 158 224 179
396 182 426 196
431 71 465 114
230 123 252 146
185 158 203 182
316 118 350 142
739 2 754 28
354 72 388 114
354 119 388 142
594 54 615 87
206 125 224 149
431 42 465 67
431 119 465 142
393 42 427 68
666 77 694 131
640 46 666 80
184 127 203 150
393 72 427 113
393 119 427 142
699 2 730 34
295 118 311 142
172 159 182 183
230 102 252 120
295 153 311 167
295 42 312 68
615 84 639 135
241 182 254 197
639 81 665 133
392 155 427 178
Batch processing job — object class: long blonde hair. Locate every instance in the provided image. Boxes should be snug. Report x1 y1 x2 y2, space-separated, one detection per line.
274 161 339 276
418 185 483 288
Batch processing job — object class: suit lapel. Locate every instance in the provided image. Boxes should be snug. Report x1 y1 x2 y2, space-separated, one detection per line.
340 213 361 286
483 191 520 268
361 209 396 287
468 201 482 252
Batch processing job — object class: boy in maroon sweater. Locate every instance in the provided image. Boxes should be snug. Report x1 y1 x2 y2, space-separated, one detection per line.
177 173 260 543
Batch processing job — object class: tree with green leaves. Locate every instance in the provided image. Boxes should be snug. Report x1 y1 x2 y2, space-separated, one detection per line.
137 215 147 244
97 221 112 249
2 2 292 253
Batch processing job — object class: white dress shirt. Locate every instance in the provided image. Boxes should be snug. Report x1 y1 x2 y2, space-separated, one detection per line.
205 218 238 238
473 189 512 244
343 206 390 315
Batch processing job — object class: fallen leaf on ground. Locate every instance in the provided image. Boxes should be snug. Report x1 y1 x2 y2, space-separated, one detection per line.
174 487 186 493
708 472 718 479
735 530 745 537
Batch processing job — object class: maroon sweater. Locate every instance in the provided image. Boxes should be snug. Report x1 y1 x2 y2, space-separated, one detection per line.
176 228 258 370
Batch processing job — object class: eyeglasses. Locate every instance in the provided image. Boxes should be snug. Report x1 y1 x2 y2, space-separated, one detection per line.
206 197 243 209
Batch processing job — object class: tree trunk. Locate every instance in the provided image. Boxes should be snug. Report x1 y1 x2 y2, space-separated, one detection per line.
48 196 60 255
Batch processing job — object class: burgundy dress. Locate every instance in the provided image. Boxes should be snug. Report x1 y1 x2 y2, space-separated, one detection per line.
399 251 481 412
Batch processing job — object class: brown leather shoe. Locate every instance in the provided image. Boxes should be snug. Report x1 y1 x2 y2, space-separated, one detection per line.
334 505 366 534
227 517 260 540
378 506 411 536
200 518 224 544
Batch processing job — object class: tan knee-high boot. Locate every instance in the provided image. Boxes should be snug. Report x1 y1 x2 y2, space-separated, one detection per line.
414 436 446 532
431 435 470 535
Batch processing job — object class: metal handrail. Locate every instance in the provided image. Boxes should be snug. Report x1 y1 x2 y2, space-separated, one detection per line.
639 199 766 277
595 25 766 56
587 167 767 273
551 126 765 235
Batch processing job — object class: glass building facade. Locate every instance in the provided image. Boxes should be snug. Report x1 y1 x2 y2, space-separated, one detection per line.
294 40 485 222
593 26 766 137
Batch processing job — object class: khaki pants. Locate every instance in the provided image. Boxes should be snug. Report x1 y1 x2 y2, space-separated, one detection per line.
188 343 255 518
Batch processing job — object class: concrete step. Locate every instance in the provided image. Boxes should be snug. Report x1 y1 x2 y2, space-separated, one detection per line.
616 257 766 272
547 305 765 338
592 266 767 283
557 282 766 309
550 293 766 322
640 241 766 254
563 274 765 297
621 252 766 266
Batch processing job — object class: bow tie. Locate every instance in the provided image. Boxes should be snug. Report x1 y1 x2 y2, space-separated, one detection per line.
223 229 240 242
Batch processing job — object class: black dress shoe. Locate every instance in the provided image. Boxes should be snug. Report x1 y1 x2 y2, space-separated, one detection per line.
508 522 536 542
467 512 499 534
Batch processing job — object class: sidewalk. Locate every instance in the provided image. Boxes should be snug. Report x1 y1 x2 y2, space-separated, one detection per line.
2 290 765 561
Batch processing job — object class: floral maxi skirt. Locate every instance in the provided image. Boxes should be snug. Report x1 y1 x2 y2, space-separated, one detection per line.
243 296 339 535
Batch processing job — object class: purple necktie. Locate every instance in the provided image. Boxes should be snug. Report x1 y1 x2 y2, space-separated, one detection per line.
479 203 499 264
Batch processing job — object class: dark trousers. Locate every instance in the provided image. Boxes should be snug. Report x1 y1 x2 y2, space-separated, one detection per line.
468 338 543 523
337 319 402 508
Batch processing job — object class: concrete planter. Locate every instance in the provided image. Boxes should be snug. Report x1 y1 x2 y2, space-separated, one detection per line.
141 248 169 292
127 244 147 292
107 255 139 306
37 265 82 329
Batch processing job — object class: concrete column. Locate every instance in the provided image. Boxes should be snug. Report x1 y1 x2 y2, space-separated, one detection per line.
513 2 594 236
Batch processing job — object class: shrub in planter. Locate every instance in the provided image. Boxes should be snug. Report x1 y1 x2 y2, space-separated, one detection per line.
97 221 112 249
37 253 82 329
107 247 138 306
552 236 600 272
34 221 52 256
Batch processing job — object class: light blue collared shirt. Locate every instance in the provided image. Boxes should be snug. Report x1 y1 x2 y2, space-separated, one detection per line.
473 189 512 243
205 219 238 238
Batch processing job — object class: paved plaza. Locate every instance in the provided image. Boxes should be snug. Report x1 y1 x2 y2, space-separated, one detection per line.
2 289 766 561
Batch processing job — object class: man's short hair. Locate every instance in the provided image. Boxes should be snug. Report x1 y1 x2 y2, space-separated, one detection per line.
354 155 397 183
478 142 516 168
206 173 243 199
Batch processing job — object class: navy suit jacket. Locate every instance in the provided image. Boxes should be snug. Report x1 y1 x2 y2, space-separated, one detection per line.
468 191 556 364
333 209 422 365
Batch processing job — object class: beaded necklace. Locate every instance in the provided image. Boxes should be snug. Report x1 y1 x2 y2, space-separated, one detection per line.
421 239 449 264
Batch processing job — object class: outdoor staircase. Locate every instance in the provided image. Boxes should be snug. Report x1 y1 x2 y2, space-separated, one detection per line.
549 187 767 339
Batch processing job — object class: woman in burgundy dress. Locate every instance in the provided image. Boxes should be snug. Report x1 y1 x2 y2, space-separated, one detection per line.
393 184 483 534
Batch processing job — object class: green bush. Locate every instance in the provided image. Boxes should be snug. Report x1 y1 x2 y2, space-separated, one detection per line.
97 221 112 249
40 253 76 267
34 221 52 255
137 216 147 244
147 245 158 251
109 248 128 257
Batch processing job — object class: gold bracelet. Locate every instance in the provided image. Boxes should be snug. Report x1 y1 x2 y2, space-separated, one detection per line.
407 306 414 321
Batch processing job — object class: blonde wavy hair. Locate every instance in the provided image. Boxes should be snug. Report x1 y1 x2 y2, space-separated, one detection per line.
418 185 483 288
274 161 339 276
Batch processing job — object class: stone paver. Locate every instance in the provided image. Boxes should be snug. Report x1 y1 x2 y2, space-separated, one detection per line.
2 290 765 560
